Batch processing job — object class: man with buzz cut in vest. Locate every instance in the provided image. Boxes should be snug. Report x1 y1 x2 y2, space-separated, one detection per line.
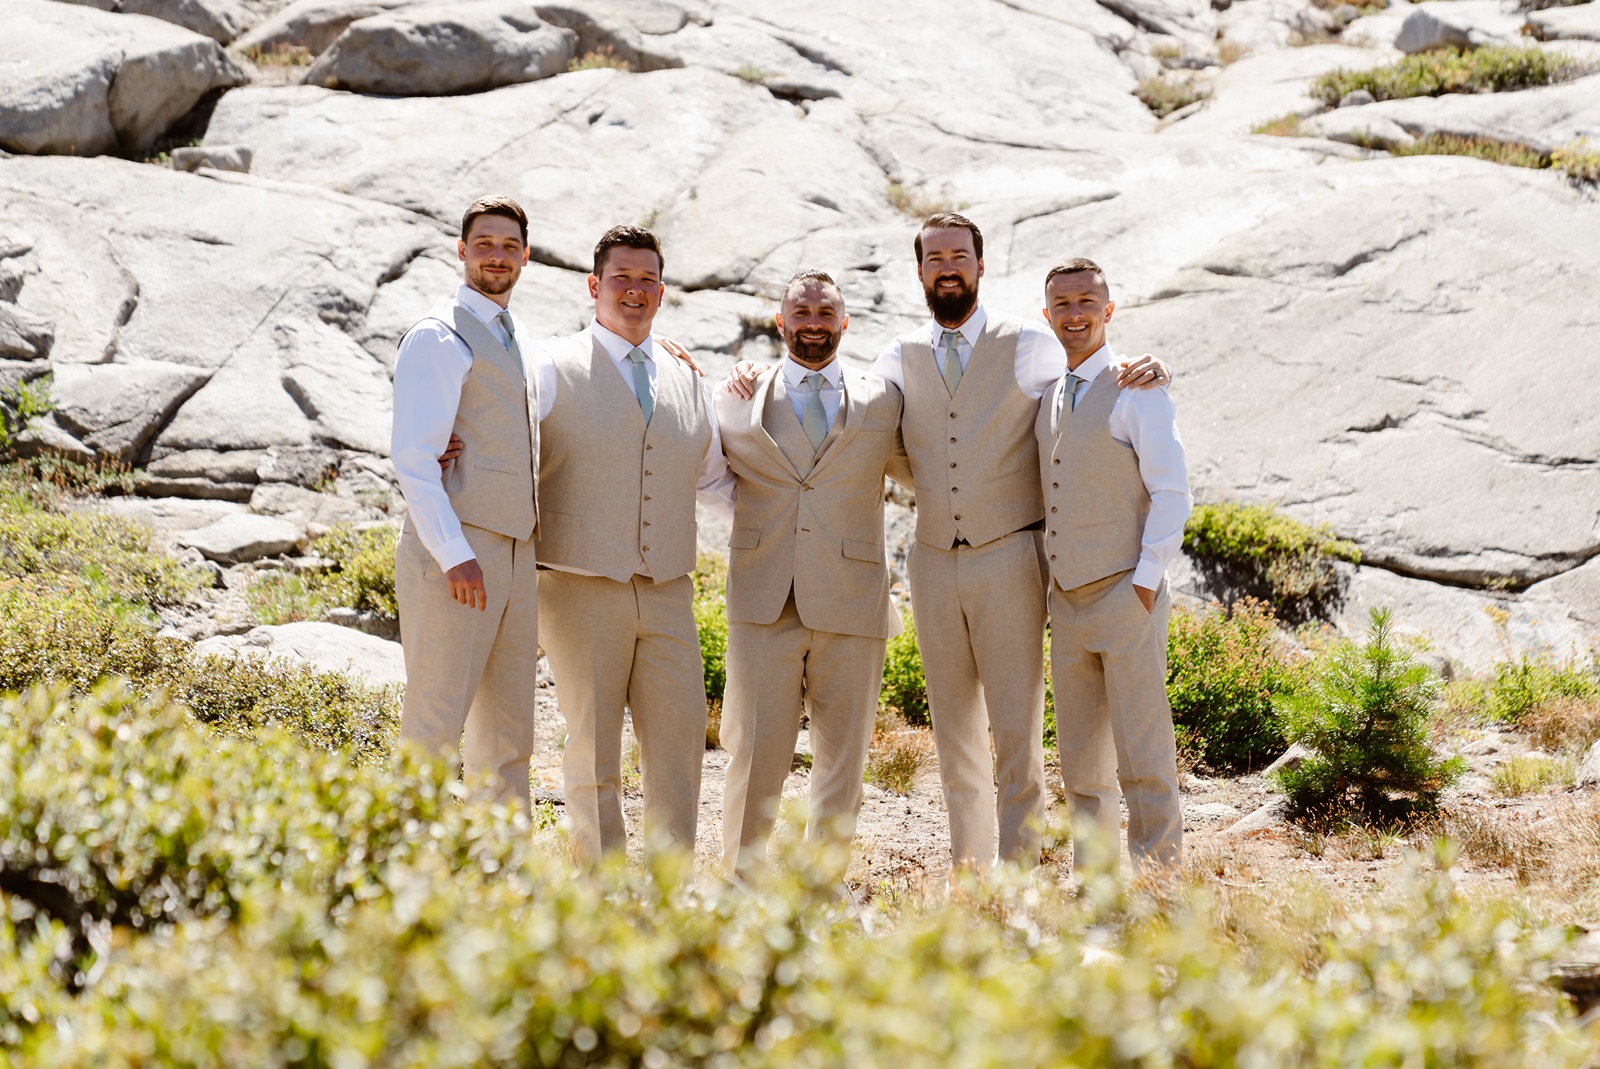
1036 257 1193 872
530 225 736 865
390 194 540 814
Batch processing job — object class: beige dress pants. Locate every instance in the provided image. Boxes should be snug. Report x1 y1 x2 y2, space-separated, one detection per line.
537 569 706 865
721 593 887 878
907 528 1048 866
1048 568 1180 870
395 520 538 813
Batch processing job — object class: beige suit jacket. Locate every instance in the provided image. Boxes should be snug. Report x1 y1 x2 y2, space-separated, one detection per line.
715 363 907 640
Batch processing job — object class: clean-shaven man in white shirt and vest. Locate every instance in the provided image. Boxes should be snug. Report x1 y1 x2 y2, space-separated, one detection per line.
390 195 540 813
1036 257 1193 872
530 226 735 865
871 213 1170 870
715 269 914 879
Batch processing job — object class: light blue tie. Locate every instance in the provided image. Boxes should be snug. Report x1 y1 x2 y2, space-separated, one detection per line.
1058 373 1083 421
496 310 521 363
627 346 653 425
802 373 828 452
940 329 963 397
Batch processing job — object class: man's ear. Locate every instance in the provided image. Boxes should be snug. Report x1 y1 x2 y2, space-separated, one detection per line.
457 239 467 263
520 245 530 264
587 274 599 300
774 311 786 333
1104 300 1116 324
976 257 985 280
839 313 850 334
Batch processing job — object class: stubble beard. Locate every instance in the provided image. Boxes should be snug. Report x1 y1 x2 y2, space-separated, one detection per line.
468 263 517 297
923 274 978 325
785 328 841 367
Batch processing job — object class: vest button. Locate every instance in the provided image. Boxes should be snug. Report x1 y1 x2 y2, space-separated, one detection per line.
951 486 959 493
1050 553 1057 561
644 495 651 502
1053 458 1060 465
646 444 654 451
645 470 653 476
953 514 962 521
642 545 651 552
949 437 956 443
1050 530 1056 536
949 462 956 468
1050 506 1057 513
643 521 651 527
949 412 957 418
1052 482 1059 489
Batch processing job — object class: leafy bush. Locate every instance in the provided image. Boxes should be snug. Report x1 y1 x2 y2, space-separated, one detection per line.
1553 137 1600 182
694 555 730 707
1458 650 1600 724
1184 500 1359 623
249 523 400 624
1167 599 1303 773
1136 75 1209 118
880 607 929 727
0 374 53 456
1491 753 1575 796
1310 46 1582 106
1274 608 1463 828
1386 132 1549 168
1 685 1590 1068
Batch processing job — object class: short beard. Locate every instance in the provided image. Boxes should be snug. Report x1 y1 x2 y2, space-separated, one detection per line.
468 264 516 296
785 327 841 366
922 274 978 325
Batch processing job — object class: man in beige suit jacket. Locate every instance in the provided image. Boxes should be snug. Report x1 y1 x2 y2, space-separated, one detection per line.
390 195 540 814
1035 258 1192 872
715 269 913 879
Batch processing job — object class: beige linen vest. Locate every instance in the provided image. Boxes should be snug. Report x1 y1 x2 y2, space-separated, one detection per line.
535 332 711 583
1035 367 1149 591
422 300 538 540
898 314 1045 549
716 365 904 640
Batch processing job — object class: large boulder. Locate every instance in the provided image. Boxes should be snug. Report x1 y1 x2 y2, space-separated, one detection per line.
193 621 406 688
1393 0 1525 52
232 0 418 56
45 360 211 460
302 0 578 95
177 512 303 562
51 0 256 44
1528 3 1600 42
0 0 246 156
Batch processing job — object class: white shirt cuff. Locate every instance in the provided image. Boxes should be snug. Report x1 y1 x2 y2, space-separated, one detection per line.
1132 561 1166 591
430 536 477 574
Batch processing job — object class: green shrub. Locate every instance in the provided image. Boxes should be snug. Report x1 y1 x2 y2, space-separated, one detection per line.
1184 500 1359 624
0 374 53 456
245 568 325 624
568 45 632 72
1386 132 1549 168
1274 608 1463 828
1553 137 1600 182
881 608 930 727
1491 753 1575 796
1167 599 1303 773
309 523 399 617
1 686 1589 1069
1465 650 1600 724
1136 75 1208 118
1310 46 1583 106
694 555 730 706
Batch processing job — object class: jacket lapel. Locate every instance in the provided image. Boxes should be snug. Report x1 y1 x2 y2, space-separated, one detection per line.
806 366 864 481
749 367 804 481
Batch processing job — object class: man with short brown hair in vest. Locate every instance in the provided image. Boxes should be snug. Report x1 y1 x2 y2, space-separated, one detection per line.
390 194 540 813
715 269 913 880
532 226 735 865
871 214 1169 870
1036 258 1193 872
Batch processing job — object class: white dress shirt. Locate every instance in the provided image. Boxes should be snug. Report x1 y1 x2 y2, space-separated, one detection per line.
529 319 737 523
869 304 1067 401
1059 343 1193 591
780 354 844 431
390 284 522 573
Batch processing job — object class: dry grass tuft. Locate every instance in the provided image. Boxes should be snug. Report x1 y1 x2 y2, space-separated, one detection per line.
1252 112 1306 137
569 46 633 73
864 712 935 796
242 43 313 67
1437 807 1550 884
705 699 722 750
1491 753 1576 797
1525 696 1600 753
885 181 966 220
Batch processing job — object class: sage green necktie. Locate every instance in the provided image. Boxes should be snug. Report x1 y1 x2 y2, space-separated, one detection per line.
1058 373 1083 421
802 372 828 452
627 346 654 425
940 329 963 397
496 310 521 363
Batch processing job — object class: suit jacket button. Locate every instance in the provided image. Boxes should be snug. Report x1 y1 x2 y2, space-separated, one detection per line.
949 462 956 468
1052 483 1059 489
949 412 957 418
951 486 959 493
953 514 962 521
1050 553 1057 560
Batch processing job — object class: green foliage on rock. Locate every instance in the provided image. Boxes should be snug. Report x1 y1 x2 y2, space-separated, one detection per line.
1275 608 1464 828
0 374 53 456
1554 137 1600 183
1184 500 1359 623
694 555 730 706
1167 599 1304 774
0 685 1590 1067
1310 46 1583 106
881 608 930 727
249 523 400 624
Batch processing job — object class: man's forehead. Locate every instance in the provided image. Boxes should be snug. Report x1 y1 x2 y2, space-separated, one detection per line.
1047 270 1109 298
784 281 843 307
920 227 976 255
465 215 522 241
604 247 661 273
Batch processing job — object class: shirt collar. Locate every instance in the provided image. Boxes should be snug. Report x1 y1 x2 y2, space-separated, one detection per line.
588 318 654 364
930 303 987 348
1067 343 1116 385
782 354 843 389
456 283 511 327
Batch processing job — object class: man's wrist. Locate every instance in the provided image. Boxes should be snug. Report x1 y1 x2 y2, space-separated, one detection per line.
433 536 475 573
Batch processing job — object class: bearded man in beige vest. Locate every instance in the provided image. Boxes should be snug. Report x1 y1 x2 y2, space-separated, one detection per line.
390 195 540 814
527 226 735 865
1036 258 1192 871
870 214 1170 869
715 269 914 879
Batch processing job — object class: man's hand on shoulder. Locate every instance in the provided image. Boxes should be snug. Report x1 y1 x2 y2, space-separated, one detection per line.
657 336 702 376
447 558 487 611
437 433 464 471
723 360 770 400
1116 355 1172 390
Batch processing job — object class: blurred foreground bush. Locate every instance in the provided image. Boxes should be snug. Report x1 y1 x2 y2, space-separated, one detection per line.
0 685 1592 1067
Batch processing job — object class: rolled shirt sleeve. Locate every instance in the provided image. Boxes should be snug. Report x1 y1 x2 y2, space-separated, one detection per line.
1110 387 1194 591
390 321 477 573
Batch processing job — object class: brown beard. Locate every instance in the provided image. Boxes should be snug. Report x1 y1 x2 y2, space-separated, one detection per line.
923 273 978 325
468 263 516 295
785 326 841 365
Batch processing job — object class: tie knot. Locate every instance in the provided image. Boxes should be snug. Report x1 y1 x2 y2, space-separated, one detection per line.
497 310 515 338
627 345 648 365
941 330 961 348
804 372 825 393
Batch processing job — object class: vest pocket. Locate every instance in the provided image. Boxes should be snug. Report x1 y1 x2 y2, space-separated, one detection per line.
471 462 520 475
730 528 761 550
984 465 1024 484
842 539 884 563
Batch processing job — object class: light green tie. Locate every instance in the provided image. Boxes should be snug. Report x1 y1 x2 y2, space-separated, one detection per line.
627 346 654 425
1057 373 1083 421
496 310 521 363
940 329 963 397
802 372 828 452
